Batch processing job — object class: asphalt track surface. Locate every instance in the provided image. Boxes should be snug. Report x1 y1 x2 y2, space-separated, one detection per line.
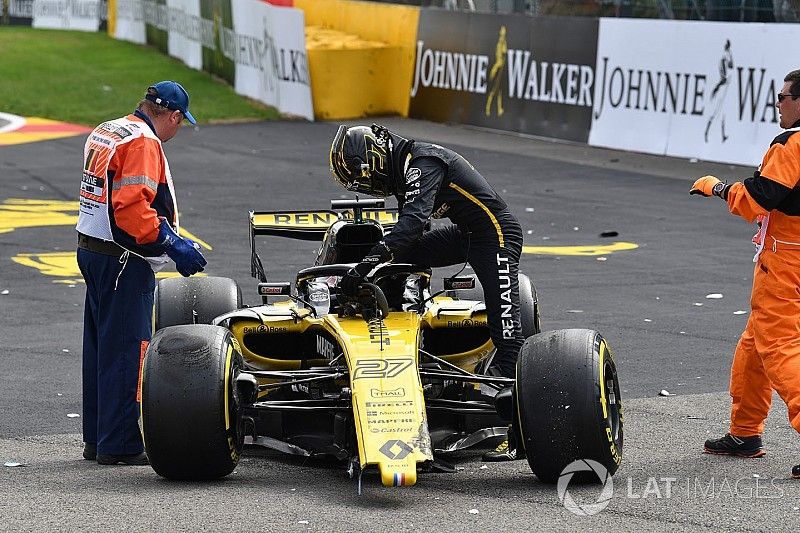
1 118 799 530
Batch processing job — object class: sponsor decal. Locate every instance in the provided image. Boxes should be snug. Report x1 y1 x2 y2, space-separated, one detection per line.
506 50 594 107
446 319 487 328
379 439 414 460
97 122 132 140
404 187 421 203
410 12 598 142
366 409 416 416
80 173 105 201
9 0 34 19
366 418 415 425
267 212 337 227
431 202 449 219
496 253 515 340
308 291 329 303
243 325 287 334
258 286 285 295
405 167 422 183
316 335 337 359
365 401 414 408
589 19 795 165
367 318 390 346
370 387 406 398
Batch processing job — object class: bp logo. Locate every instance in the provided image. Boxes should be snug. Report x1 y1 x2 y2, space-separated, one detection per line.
557 459 614 516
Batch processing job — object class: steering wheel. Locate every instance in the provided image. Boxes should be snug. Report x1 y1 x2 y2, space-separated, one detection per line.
355 282 390 320
296 264 390 320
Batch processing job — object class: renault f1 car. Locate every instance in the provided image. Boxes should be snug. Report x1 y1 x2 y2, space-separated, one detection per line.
140 198 623 487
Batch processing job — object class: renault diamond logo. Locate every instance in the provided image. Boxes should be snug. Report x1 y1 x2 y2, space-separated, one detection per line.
379 439 414 460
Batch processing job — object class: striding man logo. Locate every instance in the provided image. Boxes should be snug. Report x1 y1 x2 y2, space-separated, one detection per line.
485 26 507 118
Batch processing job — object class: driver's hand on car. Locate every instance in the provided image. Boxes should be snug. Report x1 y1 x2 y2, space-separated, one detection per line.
339 242 392 295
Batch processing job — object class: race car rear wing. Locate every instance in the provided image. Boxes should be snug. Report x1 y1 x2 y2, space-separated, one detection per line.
249 207 399 241
249 199 399 281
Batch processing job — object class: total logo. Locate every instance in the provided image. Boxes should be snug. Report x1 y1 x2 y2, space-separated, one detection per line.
557 459 614 516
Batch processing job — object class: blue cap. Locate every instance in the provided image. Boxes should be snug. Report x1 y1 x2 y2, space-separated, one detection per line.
145 81 196 125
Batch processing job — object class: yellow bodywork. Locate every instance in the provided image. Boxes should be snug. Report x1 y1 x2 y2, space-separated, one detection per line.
227 299 492 487
326 312 431 487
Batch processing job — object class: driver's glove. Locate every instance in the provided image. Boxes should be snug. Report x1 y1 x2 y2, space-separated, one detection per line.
339 242 393 295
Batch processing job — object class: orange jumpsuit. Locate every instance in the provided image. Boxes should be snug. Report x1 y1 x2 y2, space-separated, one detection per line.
725 125 800 437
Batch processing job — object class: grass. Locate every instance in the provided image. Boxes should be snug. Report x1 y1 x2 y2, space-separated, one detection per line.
0 27 279 125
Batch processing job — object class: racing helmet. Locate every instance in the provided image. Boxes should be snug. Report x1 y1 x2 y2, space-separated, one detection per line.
329 125 394 197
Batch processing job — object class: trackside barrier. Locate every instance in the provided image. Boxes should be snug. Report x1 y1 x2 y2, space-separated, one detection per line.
409 11 800 166
410 11 597 143
589 18 800 166
108 0 313 120
4 0 313 120
7 1 799 166
293 0 419 120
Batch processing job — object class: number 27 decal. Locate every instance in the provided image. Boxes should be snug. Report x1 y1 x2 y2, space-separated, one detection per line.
352 358 413 380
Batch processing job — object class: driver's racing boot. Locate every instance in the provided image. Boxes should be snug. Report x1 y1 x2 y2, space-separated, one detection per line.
703 433 765 458
482 426 525 462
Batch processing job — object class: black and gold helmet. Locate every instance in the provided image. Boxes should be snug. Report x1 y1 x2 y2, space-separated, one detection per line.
329 125 394 197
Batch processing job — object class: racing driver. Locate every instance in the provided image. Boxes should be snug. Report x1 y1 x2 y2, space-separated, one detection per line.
330 124 525 461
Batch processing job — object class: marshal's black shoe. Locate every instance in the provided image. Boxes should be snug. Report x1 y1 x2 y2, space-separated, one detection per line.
703 433 765 458
792 464 800 479
83 443 96 461
482 428 525 462
96 452 149 466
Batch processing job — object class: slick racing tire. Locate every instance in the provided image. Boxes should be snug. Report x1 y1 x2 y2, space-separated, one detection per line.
448 273 540 337
141 324 245 480
518 273 540 337
154 276 241 331
515 329 623 484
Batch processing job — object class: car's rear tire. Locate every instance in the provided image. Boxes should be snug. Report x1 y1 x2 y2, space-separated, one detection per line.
515 329 623 483
141 324 245 480
518 273 540 337
154 276 241 331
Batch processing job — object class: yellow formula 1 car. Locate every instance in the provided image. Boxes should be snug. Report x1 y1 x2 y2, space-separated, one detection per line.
140 198 623 487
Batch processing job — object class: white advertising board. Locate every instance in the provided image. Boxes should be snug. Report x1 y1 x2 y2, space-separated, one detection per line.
589 18 800 167
31 0 104 31
231 0 313 120
112 0 145 44
165 0 202 71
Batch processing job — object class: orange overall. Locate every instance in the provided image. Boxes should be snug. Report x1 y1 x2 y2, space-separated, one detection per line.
725 127 800 437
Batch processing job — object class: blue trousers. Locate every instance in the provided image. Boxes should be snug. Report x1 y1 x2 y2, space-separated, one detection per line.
78 248 154 455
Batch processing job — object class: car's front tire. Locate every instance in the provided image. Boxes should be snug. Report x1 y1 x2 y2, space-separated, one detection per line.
141 324 244 480
515 329 623 483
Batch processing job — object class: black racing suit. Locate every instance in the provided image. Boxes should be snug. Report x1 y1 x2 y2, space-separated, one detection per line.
383 142 524 378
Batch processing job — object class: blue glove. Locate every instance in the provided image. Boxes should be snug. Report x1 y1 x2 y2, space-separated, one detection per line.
339 242 392 295
158 220 207 277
